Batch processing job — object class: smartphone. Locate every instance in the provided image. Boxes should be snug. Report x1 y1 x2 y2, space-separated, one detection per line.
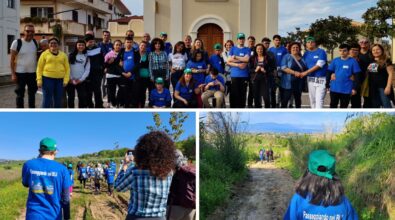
126 149 134 161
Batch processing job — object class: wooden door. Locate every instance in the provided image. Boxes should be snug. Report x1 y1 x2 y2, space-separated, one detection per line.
197 23 224 56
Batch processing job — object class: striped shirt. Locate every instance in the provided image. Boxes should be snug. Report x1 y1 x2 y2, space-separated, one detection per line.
114 167 173 217
149 51 170 80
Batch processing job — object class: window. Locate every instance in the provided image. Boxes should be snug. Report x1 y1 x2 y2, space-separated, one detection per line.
88 0 93 2
31 7 54 18
72 10 78 22
108 4 113 10
88 15 92 25
7 0 15 8
93 17 105 29
7 35 15 54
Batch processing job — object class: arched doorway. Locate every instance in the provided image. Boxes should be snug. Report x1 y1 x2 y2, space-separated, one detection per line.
197 23 224 56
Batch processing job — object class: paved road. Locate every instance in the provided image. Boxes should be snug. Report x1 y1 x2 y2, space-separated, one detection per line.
0 83 334 108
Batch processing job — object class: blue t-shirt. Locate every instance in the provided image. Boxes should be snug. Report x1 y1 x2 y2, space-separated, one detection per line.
205 74 225 91
68 169 74 186
303 48 328 77
175 81 197 101
209 54 225 74
105 167 116 184
165 42 173 55
123 50 136 79
328 57 361 94
110 162 117 171
98 42 113 56
186 60 207 85
22 158 71 220
149 88 172 107
269 46 288 67
284 193 358 220
229 46 251 78
79 167 88 179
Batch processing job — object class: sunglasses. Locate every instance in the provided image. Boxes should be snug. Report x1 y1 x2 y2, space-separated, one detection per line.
25 30 34 33
359 41 369 44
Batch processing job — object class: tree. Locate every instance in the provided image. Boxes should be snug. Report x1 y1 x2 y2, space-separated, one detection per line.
309 16 359 60
283 27 309 45
361 0 394 40
146 112 189 142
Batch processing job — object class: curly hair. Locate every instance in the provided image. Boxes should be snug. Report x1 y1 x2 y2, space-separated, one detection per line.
134 131 176 178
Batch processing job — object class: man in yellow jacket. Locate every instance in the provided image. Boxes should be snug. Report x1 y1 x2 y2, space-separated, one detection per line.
36 37 70 108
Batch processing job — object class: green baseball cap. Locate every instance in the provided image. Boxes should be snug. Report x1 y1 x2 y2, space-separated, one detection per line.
306 36 316 42
155 77 164 84
237 33 246 39
160 32 168 37
39 137 57 151
68 163 73 168
308 150 336 180
214 43 222 50
184 68 193 75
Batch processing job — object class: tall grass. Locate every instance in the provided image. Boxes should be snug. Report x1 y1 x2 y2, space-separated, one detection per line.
200 113 248 219
283 113 395 220
0 179 28 219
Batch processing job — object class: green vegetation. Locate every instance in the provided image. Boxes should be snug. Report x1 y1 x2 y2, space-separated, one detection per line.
200 113 248 219
0 162 27 220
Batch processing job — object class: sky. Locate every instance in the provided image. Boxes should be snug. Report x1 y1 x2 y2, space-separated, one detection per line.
121 0 377 35
201 112 354 130
0 112 196 160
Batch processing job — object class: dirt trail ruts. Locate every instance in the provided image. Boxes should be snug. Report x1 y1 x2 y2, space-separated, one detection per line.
208 161 295 220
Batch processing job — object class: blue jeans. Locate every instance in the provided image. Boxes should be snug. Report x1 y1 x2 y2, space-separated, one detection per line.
371 88 392 108
42 76 64 108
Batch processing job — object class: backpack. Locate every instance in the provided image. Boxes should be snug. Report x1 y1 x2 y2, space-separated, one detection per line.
168 165 196 209
16 38 38 53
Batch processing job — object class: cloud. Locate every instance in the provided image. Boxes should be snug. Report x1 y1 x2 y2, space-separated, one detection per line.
279 0 377 35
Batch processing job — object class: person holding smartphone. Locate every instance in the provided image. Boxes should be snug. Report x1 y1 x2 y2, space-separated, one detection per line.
115 131 176 220
202 68 225 108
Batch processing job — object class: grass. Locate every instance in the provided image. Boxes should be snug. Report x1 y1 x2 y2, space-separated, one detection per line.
200 134 248 219
0 179 28 219
278 113 395 220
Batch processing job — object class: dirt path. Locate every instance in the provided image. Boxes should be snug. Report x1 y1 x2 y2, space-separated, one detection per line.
208 161 295 220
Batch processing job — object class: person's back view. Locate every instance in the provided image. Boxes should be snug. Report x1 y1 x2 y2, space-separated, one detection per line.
284 150 358 220
22 137 71 220
168 150 196 220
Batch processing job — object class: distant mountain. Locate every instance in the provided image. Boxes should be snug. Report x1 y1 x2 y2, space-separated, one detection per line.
247 122 324 134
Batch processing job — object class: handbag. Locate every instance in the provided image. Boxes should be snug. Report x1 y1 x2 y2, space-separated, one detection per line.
361 75 369 97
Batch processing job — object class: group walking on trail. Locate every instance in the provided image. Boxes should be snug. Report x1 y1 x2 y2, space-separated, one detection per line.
259 148 274 163
10 24 394 109
21 132 196 220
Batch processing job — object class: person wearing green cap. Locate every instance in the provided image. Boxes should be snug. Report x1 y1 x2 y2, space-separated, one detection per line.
284 150 358 220
202 67 225 108
227 33 251 108
209 43 225 76
67 163 74 197
173 69 200 108
160 32 173 55
301 36 328 109
149 77 172 108
22 137 71 220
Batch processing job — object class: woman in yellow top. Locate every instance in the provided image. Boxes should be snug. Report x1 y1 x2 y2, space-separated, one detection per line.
36 37 70 108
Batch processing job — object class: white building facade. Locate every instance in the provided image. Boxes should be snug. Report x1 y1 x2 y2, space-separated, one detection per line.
0 0 20 77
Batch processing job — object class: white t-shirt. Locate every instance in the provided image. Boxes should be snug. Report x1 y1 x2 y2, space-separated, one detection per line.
10 39 38 73
168 53 188 69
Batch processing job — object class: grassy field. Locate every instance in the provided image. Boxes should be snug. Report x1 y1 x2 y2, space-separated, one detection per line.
0 162 28 220
274 113 395 220
200 113 395 220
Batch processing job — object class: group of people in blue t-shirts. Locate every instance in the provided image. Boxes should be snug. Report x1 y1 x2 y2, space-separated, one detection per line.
14 23 393 108
75 160 117 196
21 134 196 220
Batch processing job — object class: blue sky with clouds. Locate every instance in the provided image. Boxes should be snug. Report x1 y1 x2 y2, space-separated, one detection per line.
121 0 377 35
0 112 195 160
